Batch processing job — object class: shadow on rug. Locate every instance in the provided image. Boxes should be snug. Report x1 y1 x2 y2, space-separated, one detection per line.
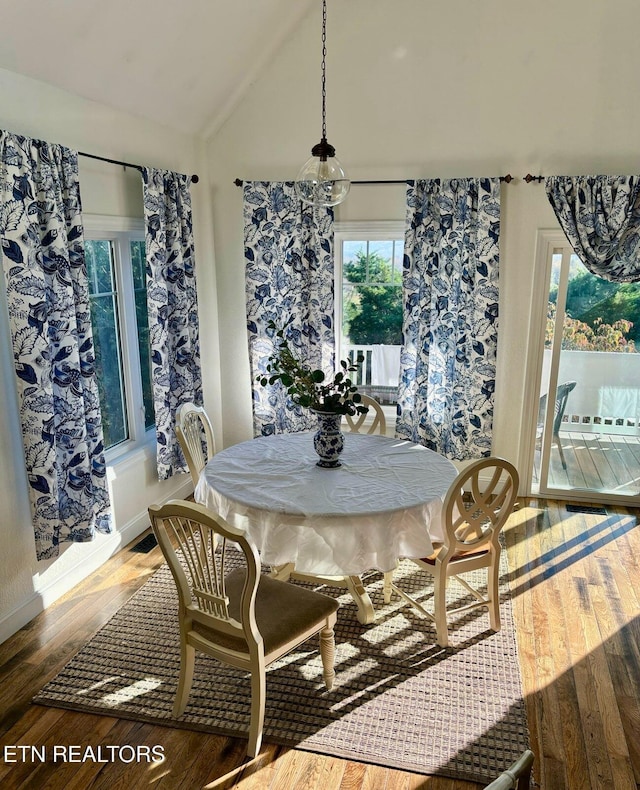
34 554 530 783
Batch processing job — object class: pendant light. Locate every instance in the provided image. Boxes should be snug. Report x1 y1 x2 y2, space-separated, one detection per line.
295 0 350 207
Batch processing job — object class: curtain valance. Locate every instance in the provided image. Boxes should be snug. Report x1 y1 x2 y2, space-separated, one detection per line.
546 175 640 282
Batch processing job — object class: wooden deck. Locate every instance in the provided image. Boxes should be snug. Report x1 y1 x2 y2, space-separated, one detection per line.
533 431 640 497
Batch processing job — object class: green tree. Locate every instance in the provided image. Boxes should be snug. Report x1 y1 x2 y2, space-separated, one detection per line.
343 251 403 345
550 266 640 349
565 269 618 315
546 303 636 352
577 281 640 346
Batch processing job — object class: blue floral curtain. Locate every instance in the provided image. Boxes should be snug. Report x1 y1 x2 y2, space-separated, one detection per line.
142 167 202 480
243 181 334 436
397 178 501 459
0 131 111 560
546 175 640 282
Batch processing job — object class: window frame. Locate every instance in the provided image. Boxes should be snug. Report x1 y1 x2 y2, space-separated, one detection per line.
334 221 405 434
334 221 405 363
83 214 154 462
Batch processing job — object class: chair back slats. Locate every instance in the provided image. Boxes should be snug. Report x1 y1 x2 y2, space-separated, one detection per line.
149 503 264 649
537 381 577 437
444 458 519 553
192 586 230 614
165 515 231 620
344 395 387 435
176 403 216 486
552 380 577 435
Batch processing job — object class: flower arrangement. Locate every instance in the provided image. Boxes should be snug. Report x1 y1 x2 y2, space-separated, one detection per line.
256 321 369 417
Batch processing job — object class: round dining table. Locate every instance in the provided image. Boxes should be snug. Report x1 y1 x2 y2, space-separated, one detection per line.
194 431 458 623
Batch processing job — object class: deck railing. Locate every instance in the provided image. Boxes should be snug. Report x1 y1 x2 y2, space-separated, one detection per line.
345 345 640 434
547 350 640 435
345 344 400 405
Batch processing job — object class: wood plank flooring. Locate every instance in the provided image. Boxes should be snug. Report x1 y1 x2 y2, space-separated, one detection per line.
0 499 638 789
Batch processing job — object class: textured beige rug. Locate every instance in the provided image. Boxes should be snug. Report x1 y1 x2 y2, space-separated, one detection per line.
34 552 529 783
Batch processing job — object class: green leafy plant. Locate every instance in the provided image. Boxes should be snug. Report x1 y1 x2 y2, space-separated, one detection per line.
343 250 403 345
257 321 369 416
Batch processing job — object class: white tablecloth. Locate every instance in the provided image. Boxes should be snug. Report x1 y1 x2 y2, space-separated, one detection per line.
195 432 457 576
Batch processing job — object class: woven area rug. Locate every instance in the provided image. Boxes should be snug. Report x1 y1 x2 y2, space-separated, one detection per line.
34 551 530 783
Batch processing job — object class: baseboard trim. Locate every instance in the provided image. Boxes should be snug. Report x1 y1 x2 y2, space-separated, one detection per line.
0 479 192 645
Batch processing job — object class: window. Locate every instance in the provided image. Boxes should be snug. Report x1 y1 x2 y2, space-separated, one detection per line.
335 223 404 405
84 216 154 454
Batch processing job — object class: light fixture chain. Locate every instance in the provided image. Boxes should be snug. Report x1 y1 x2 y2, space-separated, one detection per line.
295 0 350 206
321 0 327 140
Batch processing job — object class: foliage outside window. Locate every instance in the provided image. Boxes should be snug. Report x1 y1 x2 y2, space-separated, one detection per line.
130 239 155 429
85 219 154 453
547 257 639 352
342 240 403 345
337 234 404 406
86 240 127 448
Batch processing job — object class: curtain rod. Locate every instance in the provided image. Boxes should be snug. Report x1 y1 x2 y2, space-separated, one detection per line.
78 151 199 183
234 174 515 187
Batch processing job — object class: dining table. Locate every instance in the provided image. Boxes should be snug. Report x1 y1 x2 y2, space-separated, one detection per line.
194 431 458 624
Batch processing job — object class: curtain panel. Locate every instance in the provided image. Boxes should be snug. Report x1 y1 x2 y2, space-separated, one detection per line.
243 181 335 436
0 131 111 560
142 167 202 480
545 175 640 282
397 178 501 460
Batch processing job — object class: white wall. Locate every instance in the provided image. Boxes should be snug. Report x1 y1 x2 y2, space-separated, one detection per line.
0 67 221 642
205 0 640 470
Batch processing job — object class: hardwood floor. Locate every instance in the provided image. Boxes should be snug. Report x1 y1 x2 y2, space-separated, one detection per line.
0 499 638 789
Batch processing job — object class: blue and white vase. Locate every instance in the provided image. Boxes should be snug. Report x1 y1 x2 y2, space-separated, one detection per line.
312 410 344 468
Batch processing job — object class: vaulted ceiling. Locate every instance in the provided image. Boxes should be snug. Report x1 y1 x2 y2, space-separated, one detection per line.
0 0 314 138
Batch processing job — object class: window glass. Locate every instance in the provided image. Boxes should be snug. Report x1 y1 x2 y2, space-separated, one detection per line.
339 236 403 404
84 223 153 453
86 240 127 448
130 240 154 429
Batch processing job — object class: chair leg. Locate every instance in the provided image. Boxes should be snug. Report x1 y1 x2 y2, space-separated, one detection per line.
383 570 394 604
247 668 266 758
554 433 568 469
488 556 501 632
433 571 449 648
270 562 294 581
319 622 336 691
173 641 195 717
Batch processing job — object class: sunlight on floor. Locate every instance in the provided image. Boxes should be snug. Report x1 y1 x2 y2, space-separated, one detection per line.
99 677 163 707
507 501 639 681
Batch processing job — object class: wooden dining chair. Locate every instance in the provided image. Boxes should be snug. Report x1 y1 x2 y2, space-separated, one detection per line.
344 394 386 435
149 500 339 758
176 402 216 487
483 749 534 789
388 457 519 647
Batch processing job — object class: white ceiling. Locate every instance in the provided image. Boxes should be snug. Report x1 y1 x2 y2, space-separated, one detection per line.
0 0 314 138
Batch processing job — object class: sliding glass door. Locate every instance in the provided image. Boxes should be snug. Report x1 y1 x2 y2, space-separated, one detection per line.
533 241 640 504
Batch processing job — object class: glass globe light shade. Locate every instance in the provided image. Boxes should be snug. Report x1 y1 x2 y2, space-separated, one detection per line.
295 141 351 207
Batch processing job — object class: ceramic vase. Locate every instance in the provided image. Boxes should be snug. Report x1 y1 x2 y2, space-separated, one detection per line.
312 410 344 468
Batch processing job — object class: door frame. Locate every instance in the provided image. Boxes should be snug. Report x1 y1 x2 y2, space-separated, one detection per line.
521 230 640 506
520 230 560 497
